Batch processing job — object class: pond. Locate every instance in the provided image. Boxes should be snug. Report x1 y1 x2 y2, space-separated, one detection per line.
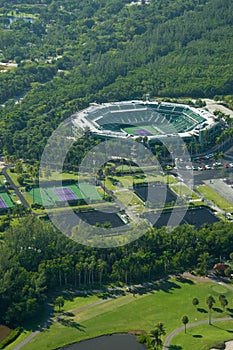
58 334 146 350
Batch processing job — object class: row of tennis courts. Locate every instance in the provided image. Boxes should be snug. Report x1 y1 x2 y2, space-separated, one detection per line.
29 183 102 206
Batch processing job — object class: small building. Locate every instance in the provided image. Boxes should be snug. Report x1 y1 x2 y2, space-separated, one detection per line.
213 263 229 276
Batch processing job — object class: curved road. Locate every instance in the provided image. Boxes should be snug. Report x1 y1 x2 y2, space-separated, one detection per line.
163 317 233 349
163 273 233 349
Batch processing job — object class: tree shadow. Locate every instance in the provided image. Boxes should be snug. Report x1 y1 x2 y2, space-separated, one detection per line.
175 276 194 284
169 346 183 349
155 280 181 294
210 324 227 331
227 308 233 313
193 334 203 338
98 289 126 299
197 307 208 314
58 318 86 332
227 330 233 333
63 312 75 317
213 307 223 313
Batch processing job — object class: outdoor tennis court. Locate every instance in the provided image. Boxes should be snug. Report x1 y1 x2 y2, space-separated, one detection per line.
29 183 102 206
144 207 219 229
123 125 159 136
76 209 125 228
133 182 177 206
0 193 14 209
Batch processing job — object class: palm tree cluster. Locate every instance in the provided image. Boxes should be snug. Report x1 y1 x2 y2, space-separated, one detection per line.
138 322 166 350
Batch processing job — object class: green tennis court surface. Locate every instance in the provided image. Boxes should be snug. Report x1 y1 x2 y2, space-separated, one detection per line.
0 193 14 208
29 183 102 206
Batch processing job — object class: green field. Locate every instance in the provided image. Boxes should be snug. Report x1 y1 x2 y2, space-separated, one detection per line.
19 278 233 350
197 185 233 211
115 190 144 207
171 321 233 350
171 184 200 200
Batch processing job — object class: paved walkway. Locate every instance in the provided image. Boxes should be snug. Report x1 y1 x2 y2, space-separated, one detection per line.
11 274 233 350
163 273 233 349
163 317 233 349
11 299 111 350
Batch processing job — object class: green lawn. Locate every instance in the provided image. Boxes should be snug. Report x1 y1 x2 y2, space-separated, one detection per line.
115 190 144 207
171 184 200 200
19 278 233 350
197 185 233 211
59 294 101 313
115 174 166 188
6 169 20 187
171 321 233 350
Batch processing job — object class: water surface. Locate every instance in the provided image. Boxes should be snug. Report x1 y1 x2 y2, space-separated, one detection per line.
59 334 146 350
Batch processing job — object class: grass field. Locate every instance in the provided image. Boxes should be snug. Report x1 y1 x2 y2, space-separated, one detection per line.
197 185 233 211
115 190 144 207
19 278 233 350
6 169 20 187
171 184 200 200
171 321 233 350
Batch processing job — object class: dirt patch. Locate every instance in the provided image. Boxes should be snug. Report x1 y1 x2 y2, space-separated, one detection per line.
0 324 12 342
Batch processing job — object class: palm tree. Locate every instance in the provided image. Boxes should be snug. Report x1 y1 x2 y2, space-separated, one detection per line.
162 251 170 274
54 296 65 311
149 322 166 349
192 297 199 308
156 322 166 337
182 315 189 333
197 252 210 276
206 295 215 325
150 329 162 350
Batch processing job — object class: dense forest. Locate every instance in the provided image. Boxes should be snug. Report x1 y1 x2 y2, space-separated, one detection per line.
0 0 232 160
0 216 233 326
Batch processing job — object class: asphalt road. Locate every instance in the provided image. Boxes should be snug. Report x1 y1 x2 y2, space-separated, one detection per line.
2 167 30 208
170 167 233 186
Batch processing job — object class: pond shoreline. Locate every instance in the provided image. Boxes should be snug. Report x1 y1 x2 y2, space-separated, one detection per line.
56 331 147 350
